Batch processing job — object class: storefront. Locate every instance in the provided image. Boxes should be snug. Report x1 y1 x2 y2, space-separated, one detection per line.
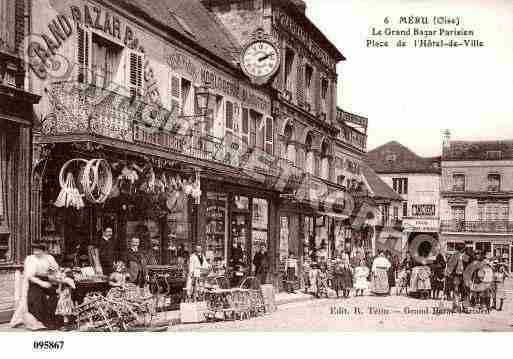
442 233 513 271
0 76 41 322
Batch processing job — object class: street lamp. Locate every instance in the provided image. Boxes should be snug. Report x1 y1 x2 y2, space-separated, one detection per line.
195 81 214 137
195 81 213 116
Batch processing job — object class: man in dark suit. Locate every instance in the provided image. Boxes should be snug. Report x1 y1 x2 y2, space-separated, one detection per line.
96 227 116 276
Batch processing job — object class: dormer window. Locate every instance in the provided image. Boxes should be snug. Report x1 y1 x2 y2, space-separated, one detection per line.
385 153 397 163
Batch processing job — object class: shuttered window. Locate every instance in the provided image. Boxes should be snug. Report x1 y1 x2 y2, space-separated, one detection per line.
128 51 143 98
225 101 234 130
265 117 273 155
169 74 181 115
77 26 91 83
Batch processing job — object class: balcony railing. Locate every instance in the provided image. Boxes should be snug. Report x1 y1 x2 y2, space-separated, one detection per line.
41 82 311 186
441 220 513 233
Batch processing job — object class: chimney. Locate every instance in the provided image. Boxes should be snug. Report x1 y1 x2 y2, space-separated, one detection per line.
442 129 451 149
290 0 306 14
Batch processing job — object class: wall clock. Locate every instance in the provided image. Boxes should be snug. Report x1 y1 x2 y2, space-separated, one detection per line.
240 29 281 85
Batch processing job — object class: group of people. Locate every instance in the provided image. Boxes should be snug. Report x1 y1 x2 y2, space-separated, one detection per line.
9 226 160 331
299 250 397 298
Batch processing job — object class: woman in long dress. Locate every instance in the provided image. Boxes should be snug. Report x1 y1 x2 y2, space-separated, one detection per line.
333 256 353 298
10 243 61 330
372 252 392 295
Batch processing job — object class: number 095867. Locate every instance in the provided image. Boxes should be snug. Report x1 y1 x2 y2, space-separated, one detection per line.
33 341 64 350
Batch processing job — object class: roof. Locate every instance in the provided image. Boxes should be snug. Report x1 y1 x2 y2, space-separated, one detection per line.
360 164 403 202
366 141 441 174
279 0 345 62
443 140 513 161
118 0 239 67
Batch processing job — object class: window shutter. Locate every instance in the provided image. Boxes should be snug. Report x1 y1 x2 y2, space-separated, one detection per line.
170 74 181 115
225 101 233 130
241 107 249 152
77 26 91 83
128 50 144 98
265 117 273 155
296 58 304 105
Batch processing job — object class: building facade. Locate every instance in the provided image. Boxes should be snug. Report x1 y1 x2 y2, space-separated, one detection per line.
201 0 371 284
440 135 513 270
0 0 41 322
367 141 441 260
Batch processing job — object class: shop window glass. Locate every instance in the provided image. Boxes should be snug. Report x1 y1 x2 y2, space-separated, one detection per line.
279 216 289 261
206 192 228 263
252 198 269 262
0 131 10 262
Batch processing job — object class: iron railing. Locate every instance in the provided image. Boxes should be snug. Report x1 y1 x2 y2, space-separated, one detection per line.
441 220 513 233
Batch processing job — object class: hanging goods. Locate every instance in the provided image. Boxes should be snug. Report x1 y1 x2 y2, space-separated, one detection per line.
81 159 113 204
54 172 85 209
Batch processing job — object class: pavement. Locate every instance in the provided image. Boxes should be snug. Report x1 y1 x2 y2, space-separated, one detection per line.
2 281 513 331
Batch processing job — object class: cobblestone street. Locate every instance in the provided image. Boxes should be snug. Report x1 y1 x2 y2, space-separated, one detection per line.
169 288 513 332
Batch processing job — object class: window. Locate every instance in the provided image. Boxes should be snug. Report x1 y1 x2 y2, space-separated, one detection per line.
478 202 509 221
337 175 345 186
0 131 11 262
265 117 273 155
237 0 255 11
402 202 408 217
385 153 397 163
392 178 408 194
486 151 502 160
284 48 294 92
488 173 501 192
381 205 390 226
393 206 399 221
241 108 249 153
320 77 329 114
225 101 234 131
452 174 465 191
304 64 313 106
451 206 465 222
181 78 192 116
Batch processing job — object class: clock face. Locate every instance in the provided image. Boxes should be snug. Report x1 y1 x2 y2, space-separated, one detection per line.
241 41 280 80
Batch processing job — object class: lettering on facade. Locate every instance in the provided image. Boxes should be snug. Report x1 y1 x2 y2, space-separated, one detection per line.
26 4 143 80
166 51 271 114
273 8 336 71
412 204 436 217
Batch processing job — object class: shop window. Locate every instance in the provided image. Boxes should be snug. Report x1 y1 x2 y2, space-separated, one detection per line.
304 64 313 106
205 192 228 263
392 177 408 194
488 173 501 192
279 216 289 261
0 131 10 262
284 48 295 92
452 174 465 192
252 198 269 264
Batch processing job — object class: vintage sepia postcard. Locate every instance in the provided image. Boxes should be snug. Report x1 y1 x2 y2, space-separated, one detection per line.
1 0 512 354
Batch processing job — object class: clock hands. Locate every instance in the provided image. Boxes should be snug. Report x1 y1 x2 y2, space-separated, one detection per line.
258 53 274 62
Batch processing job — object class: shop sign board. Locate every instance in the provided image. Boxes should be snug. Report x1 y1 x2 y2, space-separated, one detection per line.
402 218 439 233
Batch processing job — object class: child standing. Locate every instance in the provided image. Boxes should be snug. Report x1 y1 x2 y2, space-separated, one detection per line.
353 259 369 296
55 269 76 328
